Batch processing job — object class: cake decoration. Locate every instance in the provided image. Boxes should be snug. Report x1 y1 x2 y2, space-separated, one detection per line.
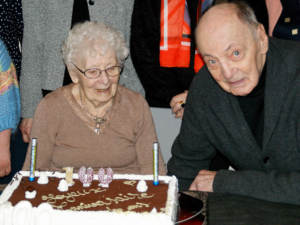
42 187 106 208
127 202 150 211
78 166 94 187
136 180 148 192
11 201 33 224
98 167 113 188
69 193 154 211
26 186 35 192
35 203 54 225
29 138 37 182
37 172 49 184
124 181 136 186
150 207 157 213
57 179 69 192
63 167 75 186
153 142 159 185
25 186 37 199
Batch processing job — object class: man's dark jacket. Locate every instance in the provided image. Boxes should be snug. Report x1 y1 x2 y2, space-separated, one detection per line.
168 37 300 205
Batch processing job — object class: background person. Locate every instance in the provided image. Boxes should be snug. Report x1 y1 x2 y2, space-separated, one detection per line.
0 0 28 186
0 39 21 178
131 0 206 110
266 0 300 40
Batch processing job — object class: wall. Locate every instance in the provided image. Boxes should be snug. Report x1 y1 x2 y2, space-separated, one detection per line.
150 107 182 169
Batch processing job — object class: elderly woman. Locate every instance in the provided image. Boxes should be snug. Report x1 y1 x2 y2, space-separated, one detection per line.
22 21 166 175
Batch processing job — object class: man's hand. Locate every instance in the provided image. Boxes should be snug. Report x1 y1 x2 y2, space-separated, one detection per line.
170 91 188 119
20 118 33 143
0 129 12 177
189 170 217 192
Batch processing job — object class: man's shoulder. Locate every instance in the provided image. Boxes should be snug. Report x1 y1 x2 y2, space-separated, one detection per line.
269 37 300 79
269 37 300 50
269 37 300 62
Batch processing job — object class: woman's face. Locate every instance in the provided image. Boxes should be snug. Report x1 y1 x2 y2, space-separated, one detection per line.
72 48 120 108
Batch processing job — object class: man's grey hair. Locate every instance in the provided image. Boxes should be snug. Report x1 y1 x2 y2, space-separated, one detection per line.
62 21 129 70
229 1 260 38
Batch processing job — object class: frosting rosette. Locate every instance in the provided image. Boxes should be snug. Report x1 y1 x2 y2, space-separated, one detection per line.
37 172 49 184
136 180 148 192
57 179 68 192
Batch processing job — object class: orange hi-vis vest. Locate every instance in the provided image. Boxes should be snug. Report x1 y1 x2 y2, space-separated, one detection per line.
159 0 205 73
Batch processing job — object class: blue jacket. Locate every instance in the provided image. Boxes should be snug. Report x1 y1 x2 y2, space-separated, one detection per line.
0 39 21 133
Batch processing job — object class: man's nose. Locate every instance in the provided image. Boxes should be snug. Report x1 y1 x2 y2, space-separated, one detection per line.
221 62 234 79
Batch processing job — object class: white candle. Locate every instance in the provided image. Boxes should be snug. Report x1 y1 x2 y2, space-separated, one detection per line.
63 167 75 186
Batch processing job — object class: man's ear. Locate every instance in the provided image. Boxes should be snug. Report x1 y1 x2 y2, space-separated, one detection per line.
67 65 79 84
257 23 268 55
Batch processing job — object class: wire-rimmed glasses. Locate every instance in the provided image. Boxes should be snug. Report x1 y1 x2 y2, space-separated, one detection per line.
71 61 122 79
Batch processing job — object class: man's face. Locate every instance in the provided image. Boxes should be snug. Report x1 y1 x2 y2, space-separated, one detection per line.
196 7 268 96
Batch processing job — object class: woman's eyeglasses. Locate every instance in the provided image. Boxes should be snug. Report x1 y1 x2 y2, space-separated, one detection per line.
71 62 122 79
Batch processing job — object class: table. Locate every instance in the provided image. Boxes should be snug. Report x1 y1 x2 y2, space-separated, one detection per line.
177 191 300 225
177 191 207 225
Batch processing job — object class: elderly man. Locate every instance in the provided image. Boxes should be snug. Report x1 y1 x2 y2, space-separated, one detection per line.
167 1 300 205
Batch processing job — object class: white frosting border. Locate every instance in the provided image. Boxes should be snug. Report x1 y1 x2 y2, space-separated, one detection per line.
0 171 178 225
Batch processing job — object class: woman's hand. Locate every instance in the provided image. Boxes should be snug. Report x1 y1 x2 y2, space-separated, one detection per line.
0 129 12 177
170 91 188 119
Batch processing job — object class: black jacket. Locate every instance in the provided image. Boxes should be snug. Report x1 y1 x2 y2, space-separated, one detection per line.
168 38 300 205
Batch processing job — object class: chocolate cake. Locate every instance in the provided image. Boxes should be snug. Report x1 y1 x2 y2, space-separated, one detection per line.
0 171 178 225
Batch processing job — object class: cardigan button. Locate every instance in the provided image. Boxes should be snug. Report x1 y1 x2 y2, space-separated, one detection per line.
263 157 270 164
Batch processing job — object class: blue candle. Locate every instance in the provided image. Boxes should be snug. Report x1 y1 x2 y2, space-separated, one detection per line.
153 142 159 185
29 138 37 181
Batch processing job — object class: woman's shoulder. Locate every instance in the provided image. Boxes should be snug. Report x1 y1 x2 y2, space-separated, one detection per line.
118 85 150 116
119 85 146 104
38 86 67 108
117 85 152 129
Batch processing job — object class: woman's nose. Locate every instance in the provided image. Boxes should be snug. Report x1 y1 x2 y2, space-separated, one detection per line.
98 71 110 84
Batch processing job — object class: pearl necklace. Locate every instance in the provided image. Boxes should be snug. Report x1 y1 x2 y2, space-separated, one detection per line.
79 87 112 135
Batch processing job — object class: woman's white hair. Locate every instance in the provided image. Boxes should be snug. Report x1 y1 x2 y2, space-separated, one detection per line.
62 21 129 70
